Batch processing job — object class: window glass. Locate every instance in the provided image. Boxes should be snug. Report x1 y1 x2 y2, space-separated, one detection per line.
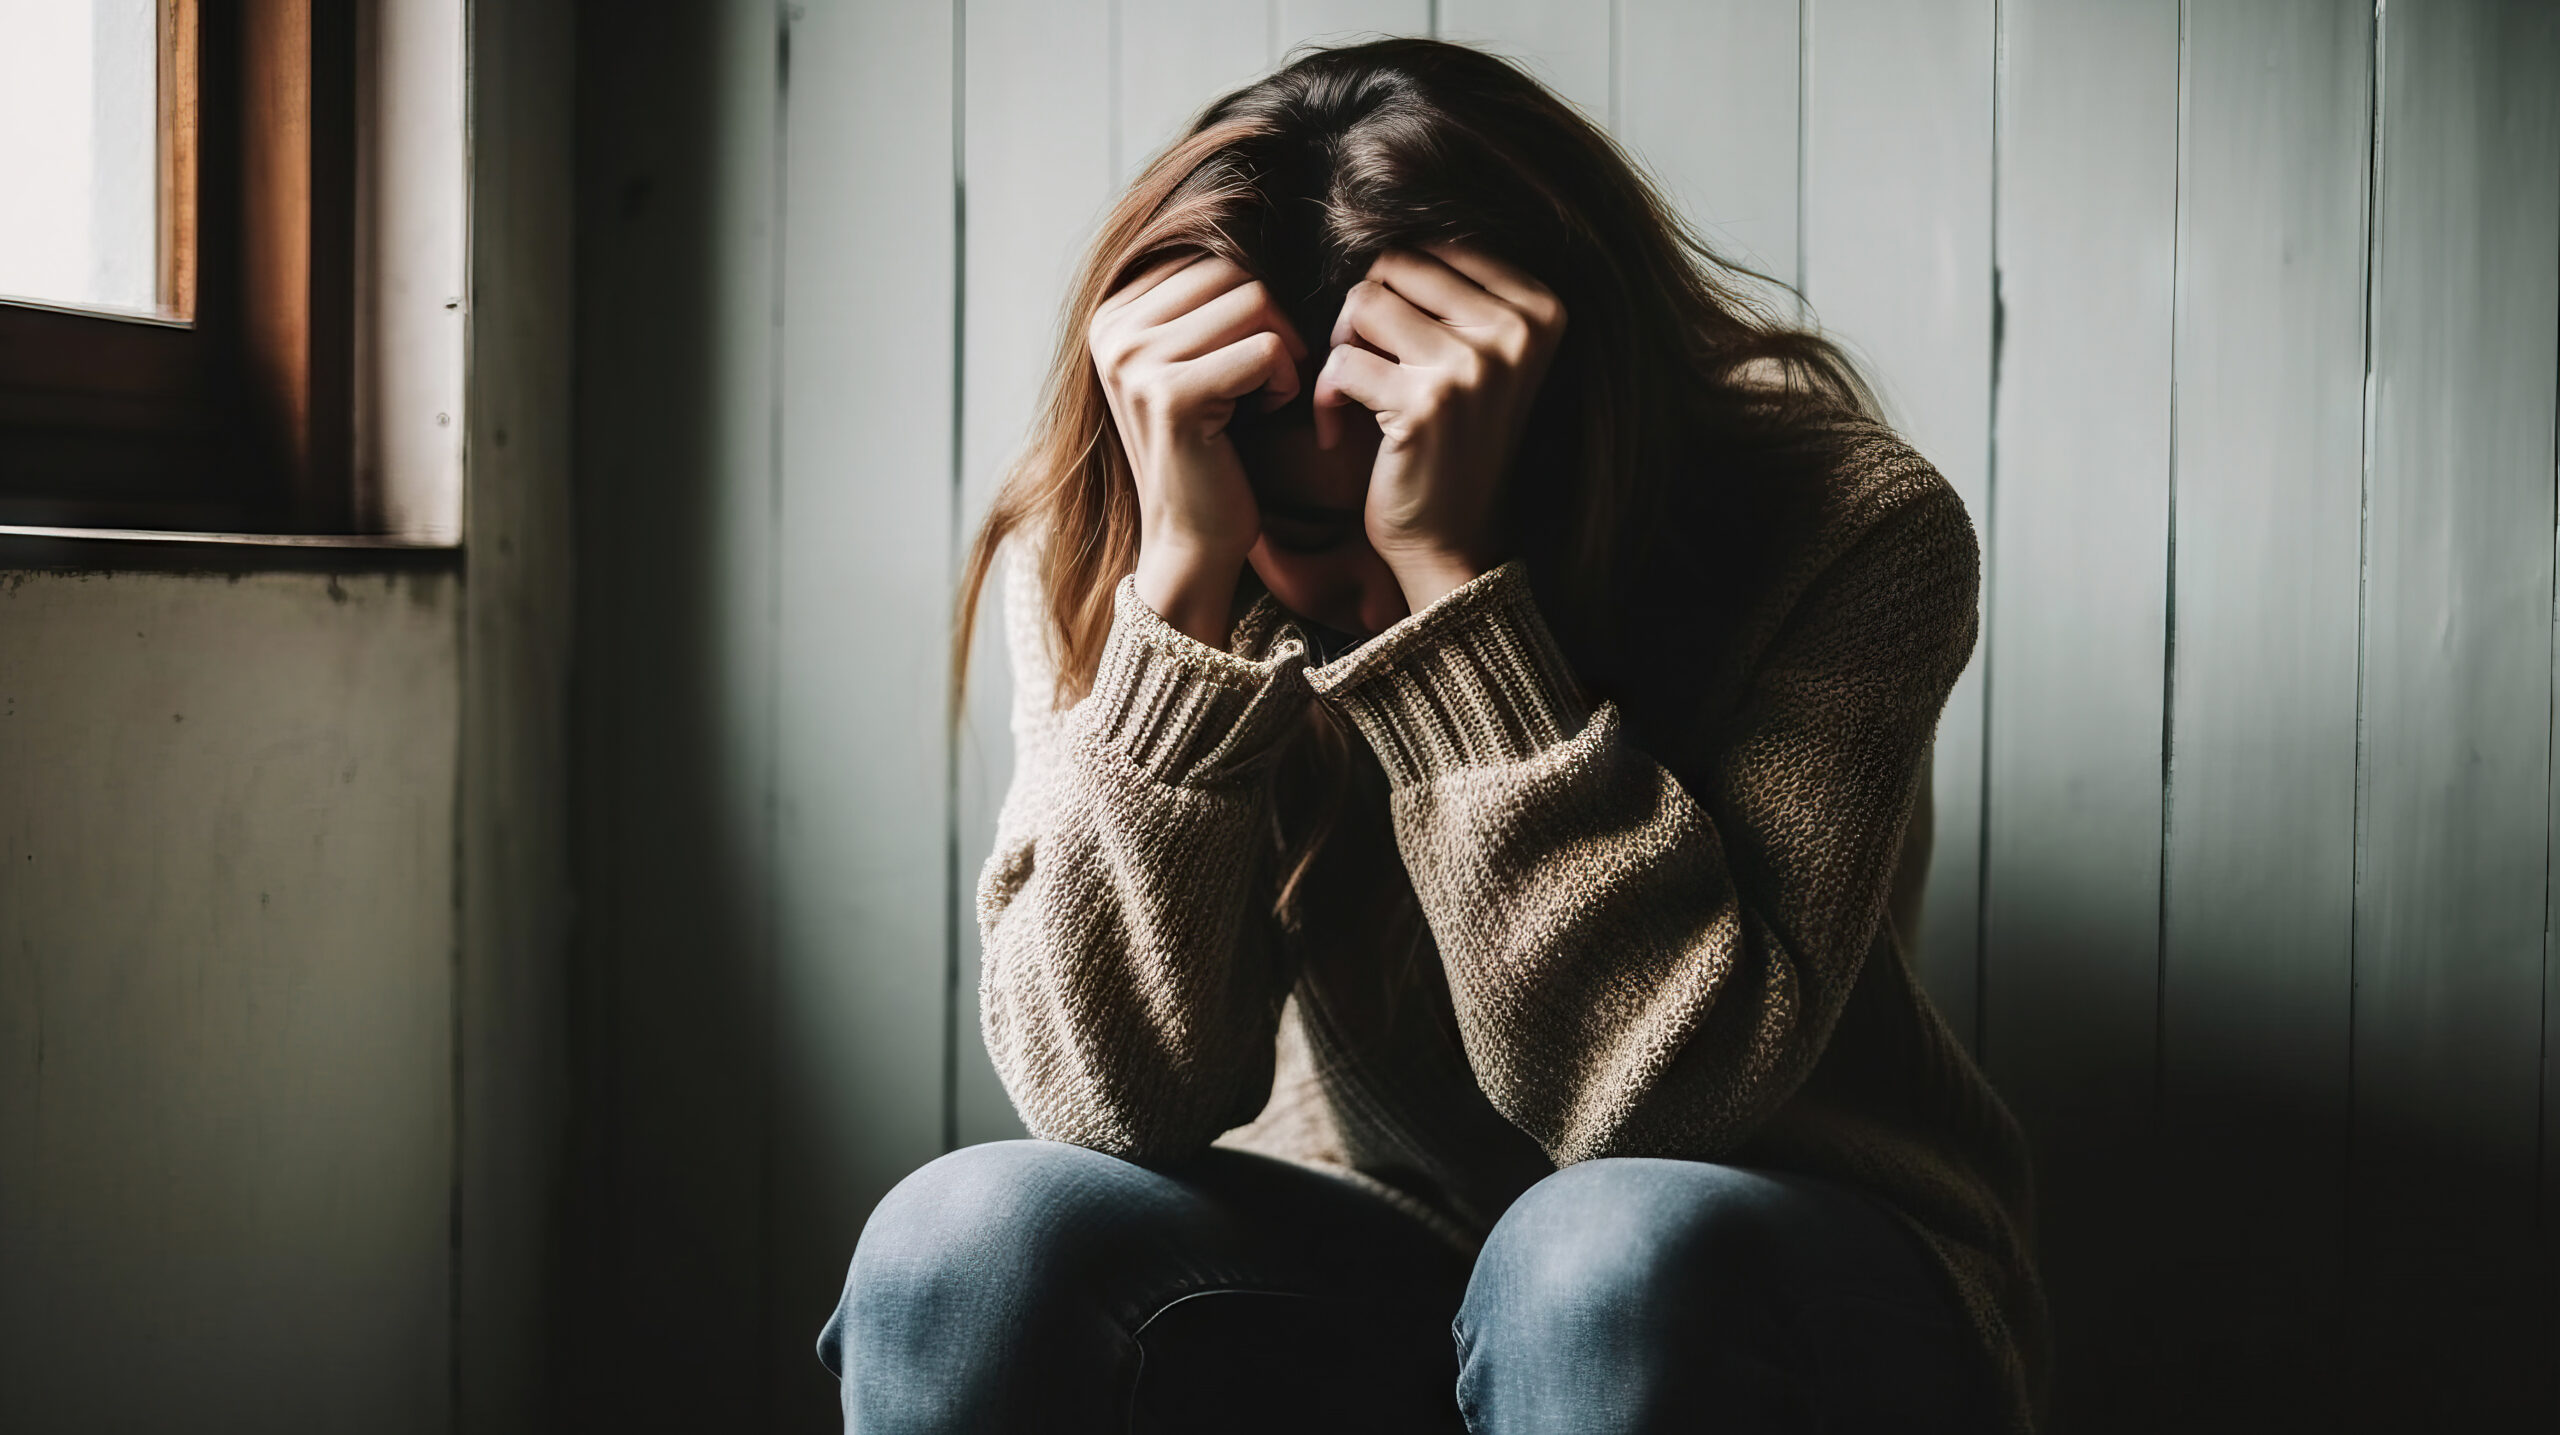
0 0 164 318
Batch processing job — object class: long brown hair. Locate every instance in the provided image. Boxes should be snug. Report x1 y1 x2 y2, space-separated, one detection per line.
952 36 1876 727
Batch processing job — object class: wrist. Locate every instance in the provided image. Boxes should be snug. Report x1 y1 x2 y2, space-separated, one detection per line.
1133 543 1244 648
1379 545 1489 612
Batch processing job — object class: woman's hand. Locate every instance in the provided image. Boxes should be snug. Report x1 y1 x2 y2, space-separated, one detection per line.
1313 243 1567 610
1089 253 1308 646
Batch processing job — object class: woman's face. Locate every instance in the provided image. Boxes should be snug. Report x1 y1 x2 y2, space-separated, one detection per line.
1232 363 1409 641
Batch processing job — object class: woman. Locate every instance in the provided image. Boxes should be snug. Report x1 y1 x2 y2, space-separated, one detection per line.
821 37 2044 1435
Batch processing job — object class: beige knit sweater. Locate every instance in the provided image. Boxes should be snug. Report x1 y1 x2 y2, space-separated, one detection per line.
977 430 2046 1431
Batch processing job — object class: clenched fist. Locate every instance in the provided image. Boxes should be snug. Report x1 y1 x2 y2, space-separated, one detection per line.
1089 253 1308 646
1313 243 1566 610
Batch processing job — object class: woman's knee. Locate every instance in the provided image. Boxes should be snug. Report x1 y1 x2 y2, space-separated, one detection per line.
1459 1159 1792 1345
825 1140 1191 1422
1453 1160 1820 1430
848 1139 1173 1312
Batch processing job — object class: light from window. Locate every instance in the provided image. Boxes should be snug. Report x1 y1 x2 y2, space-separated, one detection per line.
0 0 185 321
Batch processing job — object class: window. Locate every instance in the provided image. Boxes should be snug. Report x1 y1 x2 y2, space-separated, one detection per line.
0 0 463 543
0 0 192 321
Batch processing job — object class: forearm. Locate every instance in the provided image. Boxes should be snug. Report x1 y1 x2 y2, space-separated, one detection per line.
1385 714 1809 1162
979 762 1290 1157
1308 545 1960 1163
977 573 1312 1157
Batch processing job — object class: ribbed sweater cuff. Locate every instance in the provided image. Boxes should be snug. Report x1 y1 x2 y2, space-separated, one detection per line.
1079 573 1311 787
1306 561 1590 788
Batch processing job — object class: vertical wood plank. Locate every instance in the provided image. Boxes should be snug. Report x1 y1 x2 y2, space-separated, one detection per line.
567 0 782 1425
1117 0 1271 179
2548 406 2560 1426
1437 0 1611 126
1980 0 2180 1426
355 0 470 541
956 0 1118 1149
1277 0 1430 54
2550 401 2560 1427
1618 0 1798 312
2155 4 2371 1422
2351 1 2560 1422
457 0 576 1427
1800 0 1994 1046
772 0 959 1427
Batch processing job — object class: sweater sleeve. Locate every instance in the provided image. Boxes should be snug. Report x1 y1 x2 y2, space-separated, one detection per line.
1305 478 1978 1165
977 555 1312 1160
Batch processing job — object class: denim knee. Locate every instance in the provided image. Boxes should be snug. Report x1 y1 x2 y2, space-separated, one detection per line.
1455 1159 1820 1432
1460 1158 1779 1348
1457 1159 1986 1434
821 1139 1158 1377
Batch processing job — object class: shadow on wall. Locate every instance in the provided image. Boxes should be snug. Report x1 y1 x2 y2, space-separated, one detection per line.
569 1 789 1429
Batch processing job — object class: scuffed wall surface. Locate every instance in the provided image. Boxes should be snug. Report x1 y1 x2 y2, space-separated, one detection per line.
0 568 461 1434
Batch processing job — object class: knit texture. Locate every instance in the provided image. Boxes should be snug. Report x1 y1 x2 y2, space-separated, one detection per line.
977 430 2048 1430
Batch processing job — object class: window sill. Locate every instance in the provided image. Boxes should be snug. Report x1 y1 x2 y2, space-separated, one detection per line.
0 524 463 572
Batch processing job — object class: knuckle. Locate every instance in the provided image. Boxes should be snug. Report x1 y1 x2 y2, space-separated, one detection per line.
1126 372 1176 415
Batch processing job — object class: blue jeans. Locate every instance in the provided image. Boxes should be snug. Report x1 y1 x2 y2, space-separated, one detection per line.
818 1140 1995 1433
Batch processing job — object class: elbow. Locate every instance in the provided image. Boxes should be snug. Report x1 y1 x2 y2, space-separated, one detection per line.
992 1032 1267 1166
1505 1017 1819 1168
1015 1096 1231 1167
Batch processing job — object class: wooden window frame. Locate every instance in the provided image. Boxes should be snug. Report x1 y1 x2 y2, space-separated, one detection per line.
0 0 366 535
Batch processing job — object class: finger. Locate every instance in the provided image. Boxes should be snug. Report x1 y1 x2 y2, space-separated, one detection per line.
1100 251 1211 315
1329 279 1464 364
1312 343 1406 432
1312 392 1385 450
1363 247 1510 327
1416 240 1559 319
1152 279 1308 365
1109 253 1253 332
1182 329 1301 413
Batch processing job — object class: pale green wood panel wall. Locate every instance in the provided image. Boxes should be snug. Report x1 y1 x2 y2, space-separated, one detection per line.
2156 2 2371 1421
1281 0 1432 51
571 0 788 1426
460 4 580 1430
2348 0 2560 1421
1617 0 1799 316
770 4 962 1429
1438 0 1610 122
1799 0 1994 1050
1117 0 1271 179
571 3 2560 1427
1979 1 2180 1427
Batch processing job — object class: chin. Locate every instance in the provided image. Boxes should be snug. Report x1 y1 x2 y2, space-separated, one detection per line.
1354 591 1410 639
1248 552 1404 643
